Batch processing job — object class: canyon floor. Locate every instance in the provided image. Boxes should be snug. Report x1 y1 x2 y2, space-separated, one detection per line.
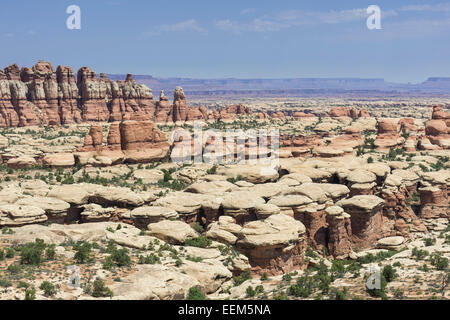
0 100 449 301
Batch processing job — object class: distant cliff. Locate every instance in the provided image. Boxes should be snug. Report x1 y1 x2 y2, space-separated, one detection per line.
107 74 450 98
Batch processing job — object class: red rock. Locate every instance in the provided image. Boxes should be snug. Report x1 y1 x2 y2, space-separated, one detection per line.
425 120 447 136
172 86 188 122
3 64 20 80
431 105 450 120
329 107 350 118
119 120 169 151
381 188 426 237
0 69 20 127
378 119 398 135
399 118 417 133
77 67 110 122
350 108 358 118
109 74 155 122
419 186 448 219
199 106 208 119
271 111 285 119
359 109 370 117
295 210 328 250
154 90 172 123
78 125 104 152
26 61 61 125
57 65 82 124
326 209 353 259
106 122 121 151
292 111 314 118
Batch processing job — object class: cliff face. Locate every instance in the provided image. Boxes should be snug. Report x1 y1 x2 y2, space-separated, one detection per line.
0 61 206 127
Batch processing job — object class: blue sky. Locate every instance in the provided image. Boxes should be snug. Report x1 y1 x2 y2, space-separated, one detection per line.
1 0 450 83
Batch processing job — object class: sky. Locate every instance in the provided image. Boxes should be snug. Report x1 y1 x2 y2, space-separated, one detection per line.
0 0 450 83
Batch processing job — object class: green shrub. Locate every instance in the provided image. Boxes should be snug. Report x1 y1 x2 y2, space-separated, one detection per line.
138 253 161 265
20 239 47 265
430 253 448 270
0 278 12 288
102 256 115 270
289 275 314 298
412 247 429 261
193 222 205 234
92 279 113 298
25 287 36 300
206 165 218 174
40 281 57 297
7 264 21 274
282 273 293 283
233 270 252 286
187 287 206 300
382 265 396 282
184 236 212 248
246 286 256 297
424 238 436 247
110 248 131 267
5 247 14 258
73 242 92 264
46 245 56 260
334 287 348 300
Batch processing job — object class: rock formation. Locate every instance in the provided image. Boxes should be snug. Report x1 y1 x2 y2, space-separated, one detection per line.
75 120 170 164
0 61 226 127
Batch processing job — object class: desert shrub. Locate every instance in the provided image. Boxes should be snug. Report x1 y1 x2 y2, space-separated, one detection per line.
412 247 429 261
193 222 205 234
305 248 318 258
424 238 436 247
138 253 161 265
206 165 217 174
382 265 396 282
102 257 115 270
20 239 46 265
246 286 256 297
5 247 15 258
73 241 93 264
46 245 56 260
184 236 212 248
0 279 12 288
187 287 206 300
7 264 21 274
430 253 448 271
92 279 113 298
289 275 315 298
25 287 36 300
186 255 203 263
110 248 131 267
334 287 348 300
233 270 252 286
282 273 292 283
40 281 57 297
273 292 288 300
